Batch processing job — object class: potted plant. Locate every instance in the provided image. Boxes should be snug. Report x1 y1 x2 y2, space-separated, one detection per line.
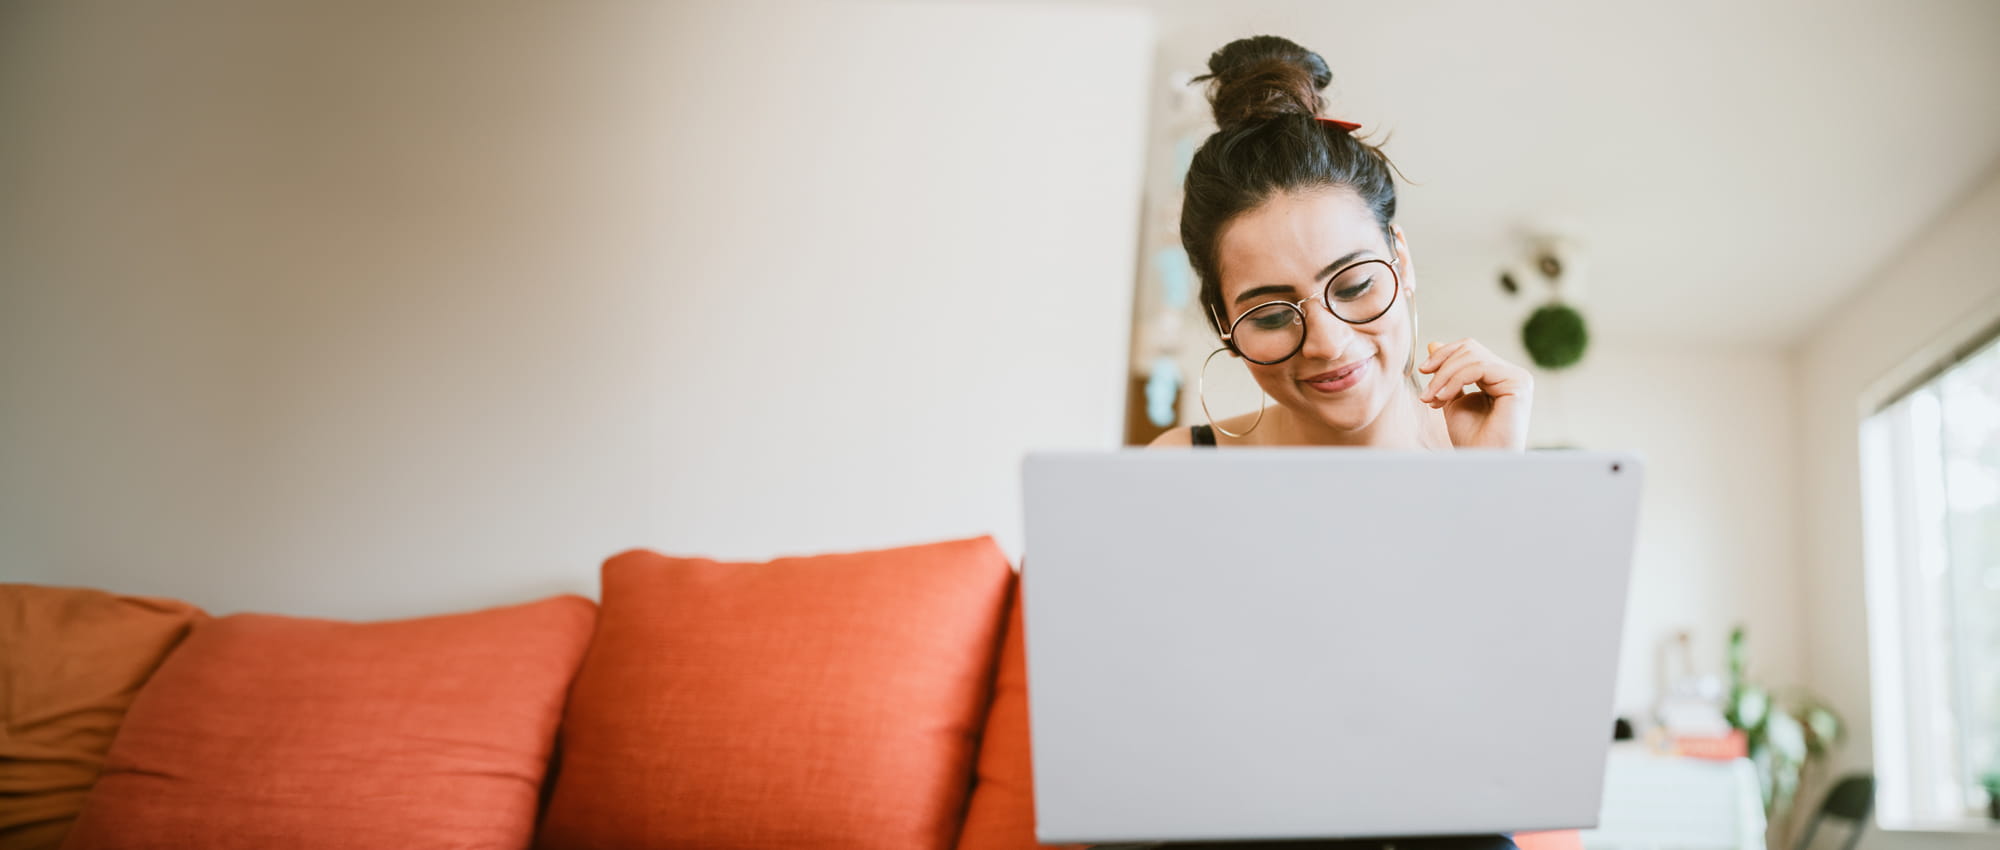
1981 772 2000 820
1723 626 1844 839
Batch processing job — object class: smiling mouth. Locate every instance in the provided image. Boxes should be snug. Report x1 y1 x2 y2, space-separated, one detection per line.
1302 361 1365 383
1299 358 1371 394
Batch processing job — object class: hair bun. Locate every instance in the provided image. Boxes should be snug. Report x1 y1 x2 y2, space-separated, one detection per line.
1194 35 1332 130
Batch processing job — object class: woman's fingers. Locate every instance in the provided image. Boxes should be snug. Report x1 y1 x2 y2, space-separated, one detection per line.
1420 338 1534 451
1468 344 1533 399
1420 339 1533 406
1417 338 1471 374
1421 344 1481 404
1426 361 1478 406
1417 338 1454 373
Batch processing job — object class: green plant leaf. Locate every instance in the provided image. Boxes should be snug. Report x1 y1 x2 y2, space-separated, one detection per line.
1804 705 1841 754
1734 686 1771 732
1770 760 1801 818
1767 711 1807 764
1729 625 1746 682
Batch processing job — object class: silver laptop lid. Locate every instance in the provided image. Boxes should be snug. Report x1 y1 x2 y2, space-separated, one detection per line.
1020 449 1642 843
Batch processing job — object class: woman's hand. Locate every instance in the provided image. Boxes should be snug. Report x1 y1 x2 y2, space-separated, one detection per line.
1416 338 1534 450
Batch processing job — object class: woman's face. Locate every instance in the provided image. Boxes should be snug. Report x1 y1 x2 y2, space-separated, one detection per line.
1212 187 1414 436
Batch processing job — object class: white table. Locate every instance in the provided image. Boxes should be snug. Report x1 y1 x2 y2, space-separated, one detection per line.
1581 745 1767 850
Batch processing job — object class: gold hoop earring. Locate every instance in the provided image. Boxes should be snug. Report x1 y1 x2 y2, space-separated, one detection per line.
1200 347 1267 438
1404 292 1423 386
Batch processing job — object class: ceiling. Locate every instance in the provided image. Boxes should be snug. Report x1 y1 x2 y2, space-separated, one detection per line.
1062 0 2000 346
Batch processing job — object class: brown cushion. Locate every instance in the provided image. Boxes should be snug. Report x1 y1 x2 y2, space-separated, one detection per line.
0 585 205 850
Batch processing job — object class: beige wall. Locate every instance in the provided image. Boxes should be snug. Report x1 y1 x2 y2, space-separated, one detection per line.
1794 164 2000 847
0 0 1155 619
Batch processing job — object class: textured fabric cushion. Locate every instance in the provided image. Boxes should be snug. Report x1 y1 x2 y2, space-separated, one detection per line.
62 595 596 850
0 585 205 850
537 536 1015 850
954 581 1079 850
952 583 1585 850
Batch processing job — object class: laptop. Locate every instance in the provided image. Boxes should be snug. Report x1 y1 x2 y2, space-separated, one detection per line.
1019 449 1642 844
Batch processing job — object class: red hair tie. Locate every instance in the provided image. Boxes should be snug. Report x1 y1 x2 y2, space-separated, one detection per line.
1317 117 1362 133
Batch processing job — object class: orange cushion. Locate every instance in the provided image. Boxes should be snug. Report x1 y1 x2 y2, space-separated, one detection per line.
1514 831 1584 850
955 582 1080 850
62 595 596 849
537 536 1015 850
0 585 205 850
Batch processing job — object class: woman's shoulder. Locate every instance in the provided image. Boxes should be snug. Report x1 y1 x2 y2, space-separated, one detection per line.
1146 414 1252 448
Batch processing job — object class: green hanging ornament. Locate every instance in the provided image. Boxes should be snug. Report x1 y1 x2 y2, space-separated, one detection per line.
1522 302 1589 370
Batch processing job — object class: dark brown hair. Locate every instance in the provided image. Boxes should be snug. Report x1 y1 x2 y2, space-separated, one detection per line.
1181 35 1401 337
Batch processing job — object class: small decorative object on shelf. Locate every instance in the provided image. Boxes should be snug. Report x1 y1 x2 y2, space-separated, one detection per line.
1671 729 1749 761
1649 631 1746 761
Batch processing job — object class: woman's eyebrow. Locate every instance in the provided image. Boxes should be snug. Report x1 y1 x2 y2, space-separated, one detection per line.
1232 283 1298 305
1231 249 1371 306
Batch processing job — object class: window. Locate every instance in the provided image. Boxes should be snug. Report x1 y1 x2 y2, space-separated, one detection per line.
1861 326 2000 827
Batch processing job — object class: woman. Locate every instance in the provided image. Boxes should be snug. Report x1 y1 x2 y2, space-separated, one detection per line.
1122 35 1537 850
1151 35 1531 454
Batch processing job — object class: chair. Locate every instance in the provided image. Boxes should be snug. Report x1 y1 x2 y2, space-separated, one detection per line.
1791 774 1874 850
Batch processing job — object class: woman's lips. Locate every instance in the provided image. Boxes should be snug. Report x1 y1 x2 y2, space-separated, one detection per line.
1302 358 1370 394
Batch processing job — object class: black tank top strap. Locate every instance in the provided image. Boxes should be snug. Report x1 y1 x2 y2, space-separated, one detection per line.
1189 423 1217 447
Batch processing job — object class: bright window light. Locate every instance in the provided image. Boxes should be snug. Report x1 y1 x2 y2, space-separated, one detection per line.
1861 328 2000 828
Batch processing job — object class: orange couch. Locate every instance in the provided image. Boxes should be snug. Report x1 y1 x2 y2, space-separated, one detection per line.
2 536 1581 850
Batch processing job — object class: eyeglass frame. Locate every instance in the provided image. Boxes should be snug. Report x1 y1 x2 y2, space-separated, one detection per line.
1209 256 1403 366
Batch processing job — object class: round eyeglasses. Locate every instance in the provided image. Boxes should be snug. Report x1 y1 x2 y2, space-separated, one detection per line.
1212 257 1401 365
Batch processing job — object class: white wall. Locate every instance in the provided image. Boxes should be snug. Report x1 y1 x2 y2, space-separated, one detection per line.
1534 345 1803 723
1793 164 2000 849
0 0 1156 619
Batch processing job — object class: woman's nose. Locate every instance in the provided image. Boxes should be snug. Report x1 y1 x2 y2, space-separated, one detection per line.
1298 301 1358 363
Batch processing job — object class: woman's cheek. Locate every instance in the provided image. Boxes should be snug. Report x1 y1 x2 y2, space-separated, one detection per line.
1248 363 1295 401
